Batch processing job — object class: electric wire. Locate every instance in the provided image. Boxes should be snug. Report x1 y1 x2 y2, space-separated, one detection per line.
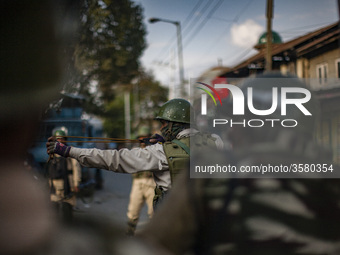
279 21 335 33
152 0 215 66
182 0 225 49
195 0 255 67
157 0 255 70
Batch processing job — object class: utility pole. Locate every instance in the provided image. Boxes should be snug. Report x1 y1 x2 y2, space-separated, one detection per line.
149 18 185 98
176 22 185 98
169 49 176 99
133 81 140 128
124 91 131 142
265 0 273 71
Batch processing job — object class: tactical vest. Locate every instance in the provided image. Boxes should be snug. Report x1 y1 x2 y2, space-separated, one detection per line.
48 156 68 179
163 133 217 184
153 133 218 210
48 156 71 197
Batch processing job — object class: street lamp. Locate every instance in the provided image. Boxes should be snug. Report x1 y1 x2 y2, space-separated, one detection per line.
149 17 185 98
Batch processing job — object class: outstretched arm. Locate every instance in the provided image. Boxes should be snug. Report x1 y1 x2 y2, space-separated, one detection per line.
47 136 168 174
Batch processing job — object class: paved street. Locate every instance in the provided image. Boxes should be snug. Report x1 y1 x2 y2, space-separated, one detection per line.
74 169 150 233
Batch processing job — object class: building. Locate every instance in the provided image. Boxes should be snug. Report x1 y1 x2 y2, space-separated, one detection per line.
206 22 340 163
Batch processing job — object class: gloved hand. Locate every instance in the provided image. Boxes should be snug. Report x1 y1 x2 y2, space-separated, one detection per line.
46 136 71 157
141 134 165 145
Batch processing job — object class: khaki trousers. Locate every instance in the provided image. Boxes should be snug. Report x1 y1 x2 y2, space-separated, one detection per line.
50 176 76 207
127 177 155 221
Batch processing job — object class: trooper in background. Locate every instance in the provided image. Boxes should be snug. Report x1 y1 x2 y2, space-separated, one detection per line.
126 126 156 236
48 128 81 222
138 72 340 255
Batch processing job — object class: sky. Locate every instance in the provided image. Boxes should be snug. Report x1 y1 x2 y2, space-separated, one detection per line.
132 0 338 91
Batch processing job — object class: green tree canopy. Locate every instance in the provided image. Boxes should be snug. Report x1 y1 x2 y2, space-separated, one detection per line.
56 0 168 139
70 0 146 102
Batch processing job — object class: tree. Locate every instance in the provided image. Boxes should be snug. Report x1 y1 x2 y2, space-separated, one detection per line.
75 0 146 102
58 0 146 102
55 0 164 139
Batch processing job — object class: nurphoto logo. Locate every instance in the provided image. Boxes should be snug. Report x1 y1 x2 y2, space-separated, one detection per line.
196 82 312 128
196 82 223 115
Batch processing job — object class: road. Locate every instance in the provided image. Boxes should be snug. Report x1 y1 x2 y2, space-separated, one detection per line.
74 169 150 233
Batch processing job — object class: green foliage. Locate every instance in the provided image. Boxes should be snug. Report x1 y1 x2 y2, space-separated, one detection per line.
75 0 147 102
60 0 146 100
56 0 167 139
136 69 169 117
103 95 125 138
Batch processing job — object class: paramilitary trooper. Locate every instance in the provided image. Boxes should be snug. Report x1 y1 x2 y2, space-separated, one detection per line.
47 98 223 208
48 128 81 222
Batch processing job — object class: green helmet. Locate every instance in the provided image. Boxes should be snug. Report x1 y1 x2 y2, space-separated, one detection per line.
54 130 66 137
155 99 193 124
53 127 68 138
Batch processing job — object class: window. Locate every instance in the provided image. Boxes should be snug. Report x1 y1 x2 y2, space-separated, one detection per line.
316 63 328 85
336 59 340 79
